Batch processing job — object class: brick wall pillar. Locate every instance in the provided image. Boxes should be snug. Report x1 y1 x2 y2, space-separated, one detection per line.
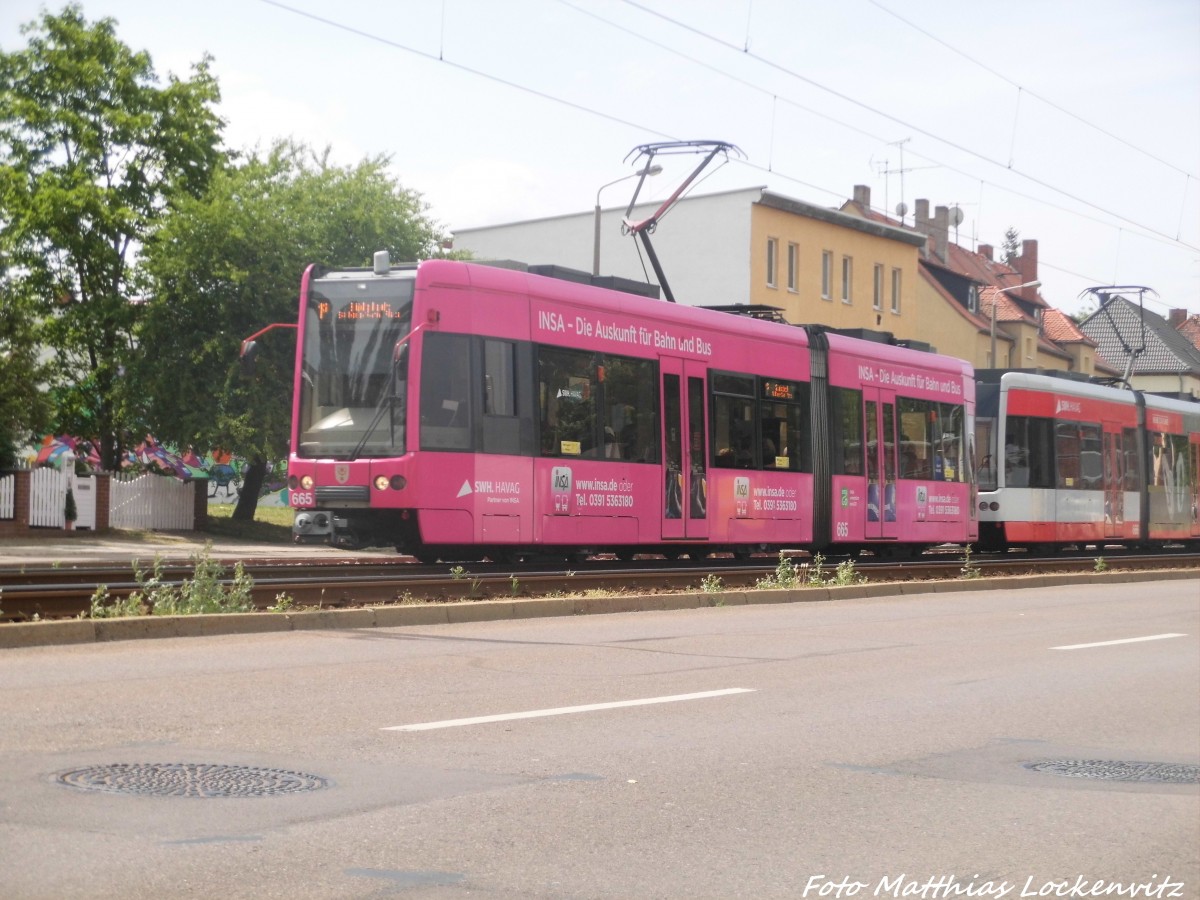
94 472 111 533
0 470 32 537
193 478 208 531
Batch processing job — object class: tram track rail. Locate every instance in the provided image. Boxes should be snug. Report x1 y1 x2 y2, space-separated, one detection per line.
2 550 1197 623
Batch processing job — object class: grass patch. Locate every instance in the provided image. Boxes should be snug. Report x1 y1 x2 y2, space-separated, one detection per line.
202 503 293 543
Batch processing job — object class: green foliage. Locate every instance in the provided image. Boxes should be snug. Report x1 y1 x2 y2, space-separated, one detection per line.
806 553 827 585
755 551 866 588
268 593 295 612
94 544 257 616
1094 556 1108 573
828 559 866 586
0 5 224 470
0 277 53 464
134 140 446 519
87 585 146 618
64 485 77 522
960 544 983 579
756 552 808 589
700 573 723 593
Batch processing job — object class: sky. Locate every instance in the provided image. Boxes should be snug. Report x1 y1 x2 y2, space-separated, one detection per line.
3 0 1198 319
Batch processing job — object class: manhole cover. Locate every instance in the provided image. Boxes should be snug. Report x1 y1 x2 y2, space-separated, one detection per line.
1025 760 1200 784
55 763 329 798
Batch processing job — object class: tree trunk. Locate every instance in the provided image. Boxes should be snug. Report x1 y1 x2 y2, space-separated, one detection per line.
232 456 267 521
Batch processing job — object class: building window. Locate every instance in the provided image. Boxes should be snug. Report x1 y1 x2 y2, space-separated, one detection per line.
766 238 778 288
821 251 833 300
841 255 852 304
890 268 901 314
968 285 978 313
873 264 883 311
787 243 799 292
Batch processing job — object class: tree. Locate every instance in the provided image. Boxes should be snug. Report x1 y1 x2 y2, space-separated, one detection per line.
0 260 53 467
135 141 445 520
0 4 223 471
1001 227 1021 266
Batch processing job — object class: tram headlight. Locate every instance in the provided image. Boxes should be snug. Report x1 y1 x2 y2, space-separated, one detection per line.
989 502 999 511
300 475 313 490
374 475 390 491
390 475 407 491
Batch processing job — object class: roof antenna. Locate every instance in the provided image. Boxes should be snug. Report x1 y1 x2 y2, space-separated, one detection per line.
621 140 744 302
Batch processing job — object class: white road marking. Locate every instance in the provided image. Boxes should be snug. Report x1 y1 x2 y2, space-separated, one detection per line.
1051 633 1187 651
383 688 757 732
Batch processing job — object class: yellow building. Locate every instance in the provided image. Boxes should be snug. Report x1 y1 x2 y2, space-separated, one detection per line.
748 192 925 338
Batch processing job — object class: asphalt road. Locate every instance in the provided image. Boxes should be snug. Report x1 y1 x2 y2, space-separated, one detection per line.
1 579 1197 899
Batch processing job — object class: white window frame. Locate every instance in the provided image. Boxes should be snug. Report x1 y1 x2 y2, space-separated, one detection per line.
821 251 833 300
873 264 884 311
890 268 901 314
841 255 853 304
766 238 778 289
787 243 799 292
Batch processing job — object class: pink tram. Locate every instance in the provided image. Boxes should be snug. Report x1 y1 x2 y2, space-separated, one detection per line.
286 256 976 561
975 370 1200 550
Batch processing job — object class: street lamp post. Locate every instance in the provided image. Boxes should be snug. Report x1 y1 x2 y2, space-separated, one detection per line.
989 279 1041 367
593 165 662 276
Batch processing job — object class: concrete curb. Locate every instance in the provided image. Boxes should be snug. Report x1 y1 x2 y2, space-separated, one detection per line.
1 570 1196 650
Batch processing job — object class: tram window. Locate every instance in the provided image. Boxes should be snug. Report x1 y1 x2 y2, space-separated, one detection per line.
538 346 596 457
758 378 808 472
1078 422 1102 489
1005 415 1054 488
1123 428 1141 490
898 398 932 480
937 403 965 482
601 355 659 463
481 339 521 455
832 388 863 475
711 371 755 469
419 333 473 451
976 418 997 490
1055 422 1083 489
482 340 515 416
537 346 658 461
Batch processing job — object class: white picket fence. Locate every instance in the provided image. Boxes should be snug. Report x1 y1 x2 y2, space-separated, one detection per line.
110 473 195 530
29 467 70 527
0 472 14 520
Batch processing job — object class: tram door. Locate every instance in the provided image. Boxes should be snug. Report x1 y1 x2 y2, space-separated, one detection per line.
661 358 709 541
1191 439 1200 538
863 388 898 541
1102 426 1124 538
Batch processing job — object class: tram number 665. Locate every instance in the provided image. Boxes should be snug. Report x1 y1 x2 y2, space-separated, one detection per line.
835 521 850 538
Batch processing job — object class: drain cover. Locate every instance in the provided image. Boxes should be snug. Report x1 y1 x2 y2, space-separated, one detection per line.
55 763 329 798
1025 760 1200 784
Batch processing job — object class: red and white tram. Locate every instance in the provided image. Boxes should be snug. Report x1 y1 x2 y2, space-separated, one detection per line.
975 370 1200 550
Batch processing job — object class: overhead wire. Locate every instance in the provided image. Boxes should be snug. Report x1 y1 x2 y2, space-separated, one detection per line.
560 0 1193 256
255 0 1194 306
865 0 1198 181
617 0 1198 253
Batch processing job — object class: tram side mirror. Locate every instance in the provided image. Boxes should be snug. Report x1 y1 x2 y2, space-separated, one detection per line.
240 340 259 378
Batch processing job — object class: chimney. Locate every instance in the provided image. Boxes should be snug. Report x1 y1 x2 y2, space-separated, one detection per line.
1169 309 1187 328
978 243 993 261
1013 238 1039 287
853 184 871 212
932 205 950 264
914 199 930 236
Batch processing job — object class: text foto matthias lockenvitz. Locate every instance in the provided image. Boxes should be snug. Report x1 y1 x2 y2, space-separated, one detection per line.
801 873 1187 899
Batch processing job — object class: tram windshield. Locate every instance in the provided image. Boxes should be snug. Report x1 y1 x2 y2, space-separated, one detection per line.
296 275 415 458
